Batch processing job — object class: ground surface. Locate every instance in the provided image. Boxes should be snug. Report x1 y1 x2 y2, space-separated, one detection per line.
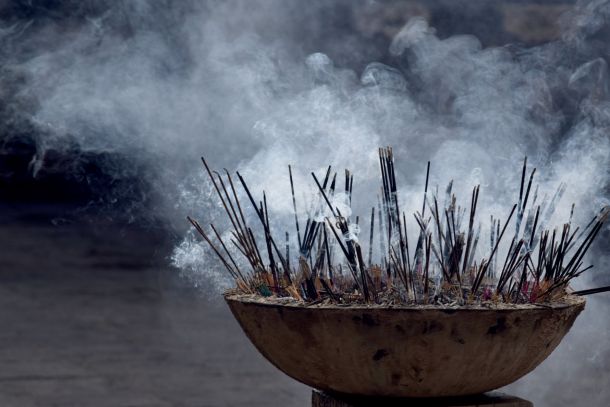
0 206 307 407
0 205 608 406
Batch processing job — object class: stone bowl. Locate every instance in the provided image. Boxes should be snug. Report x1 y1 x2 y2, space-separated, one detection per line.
225 293 585 398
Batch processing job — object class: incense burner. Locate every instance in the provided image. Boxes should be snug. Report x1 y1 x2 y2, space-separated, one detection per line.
225 293 585 398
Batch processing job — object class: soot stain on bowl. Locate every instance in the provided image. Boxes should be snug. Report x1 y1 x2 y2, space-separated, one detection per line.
353 313 380 327
422 320 443 334
487 317 507 335
373 349 389 361
274 307 317 346
450 326 466 344
391 373 401 386
409 365 424 383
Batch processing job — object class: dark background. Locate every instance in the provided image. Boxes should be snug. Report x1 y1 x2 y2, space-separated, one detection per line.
1 1 609 406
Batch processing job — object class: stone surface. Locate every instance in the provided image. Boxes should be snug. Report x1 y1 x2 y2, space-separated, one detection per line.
0 206 308 407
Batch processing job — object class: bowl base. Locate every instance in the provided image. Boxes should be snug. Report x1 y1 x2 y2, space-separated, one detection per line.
311 390 533 407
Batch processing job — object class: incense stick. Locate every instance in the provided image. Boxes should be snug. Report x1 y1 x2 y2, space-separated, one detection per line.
188 148 607 306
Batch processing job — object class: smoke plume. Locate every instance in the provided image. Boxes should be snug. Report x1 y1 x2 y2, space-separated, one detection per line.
2 1 610 405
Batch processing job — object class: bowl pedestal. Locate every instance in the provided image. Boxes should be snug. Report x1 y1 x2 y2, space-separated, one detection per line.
311 390 532 407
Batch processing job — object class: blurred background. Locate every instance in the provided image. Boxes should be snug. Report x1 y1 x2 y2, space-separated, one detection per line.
1 0 609 406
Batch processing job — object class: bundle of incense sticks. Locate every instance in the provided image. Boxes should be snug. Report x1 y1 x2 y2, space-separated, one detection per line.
188 147 609 305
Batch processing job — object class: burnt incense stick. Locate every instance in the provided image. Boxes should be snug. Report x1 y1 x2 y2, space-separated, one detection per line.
473 204 517 294
573 286 610 296
368 207 375 267
236 171 289 271
462 185 479 275
288 165 302 249
422 161 430 216
188 217 240 281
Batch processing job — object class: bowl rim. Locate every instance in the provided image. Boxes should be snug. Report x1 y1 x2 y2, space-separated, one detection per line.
224 292 585 312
